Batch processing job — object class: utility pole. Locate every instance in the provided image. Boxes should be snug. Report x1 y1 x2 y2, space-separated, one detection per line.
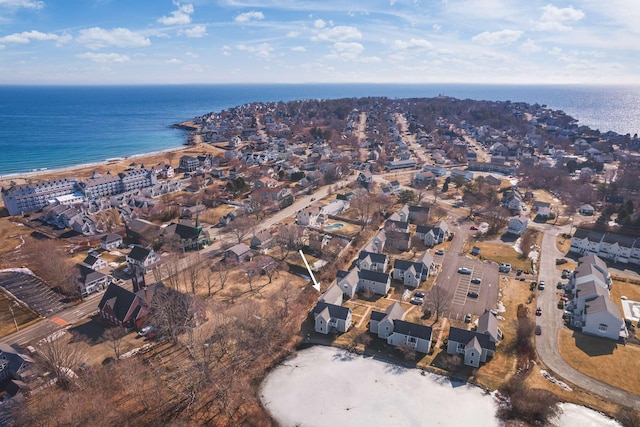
9 304 18 332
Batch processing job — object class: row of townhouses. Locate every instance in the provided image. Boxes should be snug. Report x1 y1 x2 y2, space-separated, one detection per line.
570 227 640 265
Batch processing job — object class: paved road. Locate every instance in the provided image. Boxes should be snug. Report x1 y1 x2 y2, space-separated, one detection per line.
535 225 640 410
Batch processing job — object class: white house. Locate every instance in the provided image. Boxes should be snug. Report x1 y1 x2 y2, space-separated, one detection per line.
357 250 388 273
296 206 321 227
337 268 390 298
506 217 528 236
392 259 426 288
387 320 433 353
82 254 108 271
100 233 123 250
580 296 627 341
312 302 352 334
370 302 405 339
126 246 161 274
447 327 496 368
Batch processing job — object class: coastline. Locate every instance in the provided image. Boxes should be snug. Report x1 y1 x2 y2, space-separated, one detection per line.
0 141 221 192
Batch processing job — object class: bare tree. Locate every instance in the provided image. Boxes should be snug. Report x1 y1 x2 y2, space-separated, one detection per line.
424 285 451 323
183 253 202 295
21 238 75 294
102 327 127 361
273 224 304 261
212 259 234 291
148 287 200 344
228 215 258 243
37 331 86 390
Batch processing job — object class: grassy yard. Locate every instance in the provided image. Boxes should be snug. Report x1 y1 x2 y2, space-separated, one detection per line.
558 328 640 396
610 277 640 341
472 241 534 272
0 289 40 338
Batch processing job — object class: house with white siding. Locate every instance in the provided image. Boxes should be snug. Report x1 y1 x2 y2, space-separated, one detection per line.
386 320 432 353
356 250 388 273
370 302 405 339
337 268 390 298
392 259 427 288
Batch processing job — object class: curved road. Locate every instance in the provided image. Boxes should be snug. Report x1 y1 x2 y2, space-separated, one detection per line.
535 225 640 411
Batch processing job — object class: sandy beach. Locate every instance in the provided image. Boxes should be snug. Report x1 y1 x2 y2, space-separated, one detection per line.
0 138 224 197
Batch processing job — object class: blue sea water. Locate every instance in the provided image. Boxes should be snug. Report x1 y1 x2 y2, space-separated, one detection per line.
0 84 639 176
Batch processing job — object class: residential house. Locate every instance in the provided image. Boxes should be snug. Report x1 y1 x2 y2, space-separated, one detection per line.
450 169 474 181
447 327 496 368
416 252 435 274
296 206 321 227
416 220 450 247
476 310 503 343
76 264 111 296
580 296 627 341
357 171 373 184
408 205 431 224
319 199 349 218
250 230 273 250
502 190 523 212
356 250 388 273
370 302 405 339
162 221 210 251
126 246 161 274
125 218 161 244
224 243 252 263
392 259 427 288
100 233 123 250
312 301 352 334
389 205 409 222
506 217 528 236
570 228 605 256
337 268 390 298
386 230 411 251
364 230 386 253
386 320 433 353
598 233 635 264
82 255 108 271
0 343 34 383
569 259 611 291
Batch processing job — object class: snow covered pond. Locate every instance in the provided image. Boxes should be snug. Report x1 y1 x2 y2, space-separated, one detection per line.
260 346 620 427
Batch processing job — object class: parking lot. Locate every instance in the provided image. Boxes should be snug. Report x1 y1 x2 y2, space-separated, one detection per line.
431 222 501 319
0 271 68 316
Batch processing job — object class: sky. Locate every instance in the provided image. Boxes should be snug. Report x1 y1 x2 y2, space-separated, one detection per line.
0 0 639 85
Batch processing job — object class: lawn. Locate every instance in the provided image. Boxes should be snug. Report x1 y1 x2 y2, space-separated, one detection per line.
610 277 640 341
0 289 40 338
472 241 534 272
558 328 640 396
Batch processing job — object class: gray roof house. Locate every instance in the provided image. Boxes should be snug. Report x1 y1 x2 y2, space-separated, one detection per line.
392 259 426 288
337 268 390 298
312 302 352 335
447 327 496 368
82 254 108 271
387 320 433 354
581 295 627 341
76 263 112 296
126 246 161 274
0 342 34 382
370 302 405 339
100 233 123 250
356 250 388 273
224 242 252 263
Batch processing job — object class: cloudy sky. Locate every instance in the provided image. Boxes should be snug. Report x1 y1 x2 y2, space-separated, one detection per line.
0 0 638 85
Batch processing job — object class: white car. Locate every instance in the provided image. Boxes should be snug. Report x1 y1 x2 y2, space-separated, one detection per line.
458 267 472 275
138 326 153 337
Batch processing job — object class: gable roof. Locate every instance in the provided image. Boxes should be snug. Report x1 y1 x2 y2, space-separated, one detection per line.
448 327 496 351
82 255 102 267
393 259 424 274
98 283 139 323
477 311 500 341
76 263 107 284
358 269 389 284
313 301 351 321
391 320 432 340
101 233 122 244
585 295 622 319
320 284 343 305
358 250 388 265
227 242 251 256
128 246 154 262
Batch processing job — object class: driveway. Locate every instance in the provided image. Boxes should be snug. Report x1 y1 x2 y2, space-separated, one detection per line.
535 226 640 411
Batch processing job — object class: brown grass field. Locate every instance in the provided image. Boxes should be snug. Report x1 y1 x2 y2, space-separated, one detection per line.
472 241 534 272
0 289 40 338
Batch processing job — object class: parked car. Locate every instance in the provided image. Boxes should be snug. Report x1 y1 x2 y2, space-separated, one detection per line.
471 277 481 284
467 291 479 298
414 291 425 299
530 281 537 291
470 226 478 230
535 325 542 335
499 263 511 273
464 313 472 323
435 249 444 256
138 326 153 337
538 281 545 290
458 267 472 275
536 307 542 316
557 281 564 289
410 296 424 305
562 311 572 320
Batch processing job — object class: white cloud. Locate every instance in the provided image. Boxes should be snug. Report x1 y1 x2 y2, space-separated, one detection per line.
0 0 44 9
185 51 198 58
433 24 442 32
472 29 523 45
182 25 207 38
222 45 231 56
166 58 182 64
0 30 70 45
314 19 326 29
312 25 361 42
291 46 306 52
326 41 378 63
287 31 300 38
158 2 194 26
521 38 542 53
182 64 203 72
77 27 151 49
534 4 584 32
76 52 130 63
234 11 264 23
393 38 432 50
236 42 274 59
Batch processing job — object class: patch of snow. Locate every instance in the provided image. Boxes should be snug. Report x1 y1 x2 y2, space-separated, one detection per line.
540 369 572 391
496 301 506 313
10 221 24 227
551 403 621 427
513 237 523 254
0 267 35 276
109 251 123 256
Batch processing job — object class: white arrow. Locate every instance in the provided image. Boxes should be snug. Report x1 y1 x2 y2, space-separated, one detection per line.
299 249 321 292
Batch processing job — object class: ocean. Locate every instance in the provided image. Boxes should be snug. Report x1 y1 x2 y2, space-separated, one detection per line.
0 84 639 176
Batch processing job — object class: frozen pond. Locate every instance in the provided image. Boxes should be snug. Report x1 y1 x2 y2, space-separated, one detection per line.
261 346 621 427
